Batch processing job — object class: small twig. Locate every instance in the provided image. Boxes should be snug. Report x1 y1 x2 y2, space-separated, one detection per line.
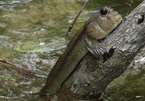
0 59 31 74
66 0 90 36
0 59 44 77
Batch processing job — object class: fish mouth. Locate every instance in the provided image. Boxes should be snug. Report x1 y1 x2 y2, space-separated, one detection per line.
113 12 122 23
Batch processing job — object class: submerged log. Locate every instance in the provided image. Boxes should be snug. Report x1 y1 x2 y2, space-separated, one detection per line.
41 0 145 100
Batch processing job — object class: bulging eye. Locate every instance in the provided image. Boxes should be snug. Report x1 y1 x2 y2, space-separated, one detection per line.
100 8 108 15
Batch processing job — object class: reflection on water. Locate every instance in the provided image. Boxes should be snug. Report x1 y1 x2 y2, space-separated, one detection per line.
0 0 144 100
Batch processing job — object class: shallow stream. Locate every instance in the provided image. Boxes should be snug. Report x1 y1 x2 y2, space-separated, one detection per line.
0 0 145 101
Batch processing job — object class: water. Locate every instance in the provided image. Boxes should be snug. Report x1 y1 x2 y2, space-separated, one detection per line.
0 0 144 100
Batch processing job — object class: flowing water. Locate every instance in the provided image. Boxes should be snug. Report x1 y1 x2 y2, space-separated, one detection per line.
0 0 144 101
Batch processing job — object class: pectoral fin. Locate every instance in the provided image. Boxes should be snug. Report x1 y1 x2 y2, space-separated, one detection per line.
85 38 105 58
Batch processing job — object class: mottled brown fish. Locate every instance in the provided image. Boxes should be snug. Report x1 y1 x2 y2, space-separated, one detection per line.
40 7 122 95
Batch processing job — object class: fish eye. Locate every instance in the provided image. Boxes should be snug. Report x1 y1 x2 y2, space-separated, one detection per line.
100 8 108 15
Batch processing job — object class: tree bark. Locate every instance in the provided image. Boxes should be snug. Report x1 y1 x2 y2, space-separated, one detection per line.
47 1 145 100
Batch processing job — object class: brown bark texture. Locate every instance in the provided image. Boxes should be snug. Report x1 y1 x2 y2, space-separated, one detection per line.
52 1 145 101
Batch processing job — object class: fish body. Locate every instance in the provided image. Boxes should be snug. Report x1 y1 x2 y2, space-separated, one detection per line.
40 7 122 95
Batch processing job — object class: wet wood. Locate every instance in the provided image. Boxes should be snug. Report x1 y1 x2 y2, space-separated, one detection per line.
43 0 145 100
